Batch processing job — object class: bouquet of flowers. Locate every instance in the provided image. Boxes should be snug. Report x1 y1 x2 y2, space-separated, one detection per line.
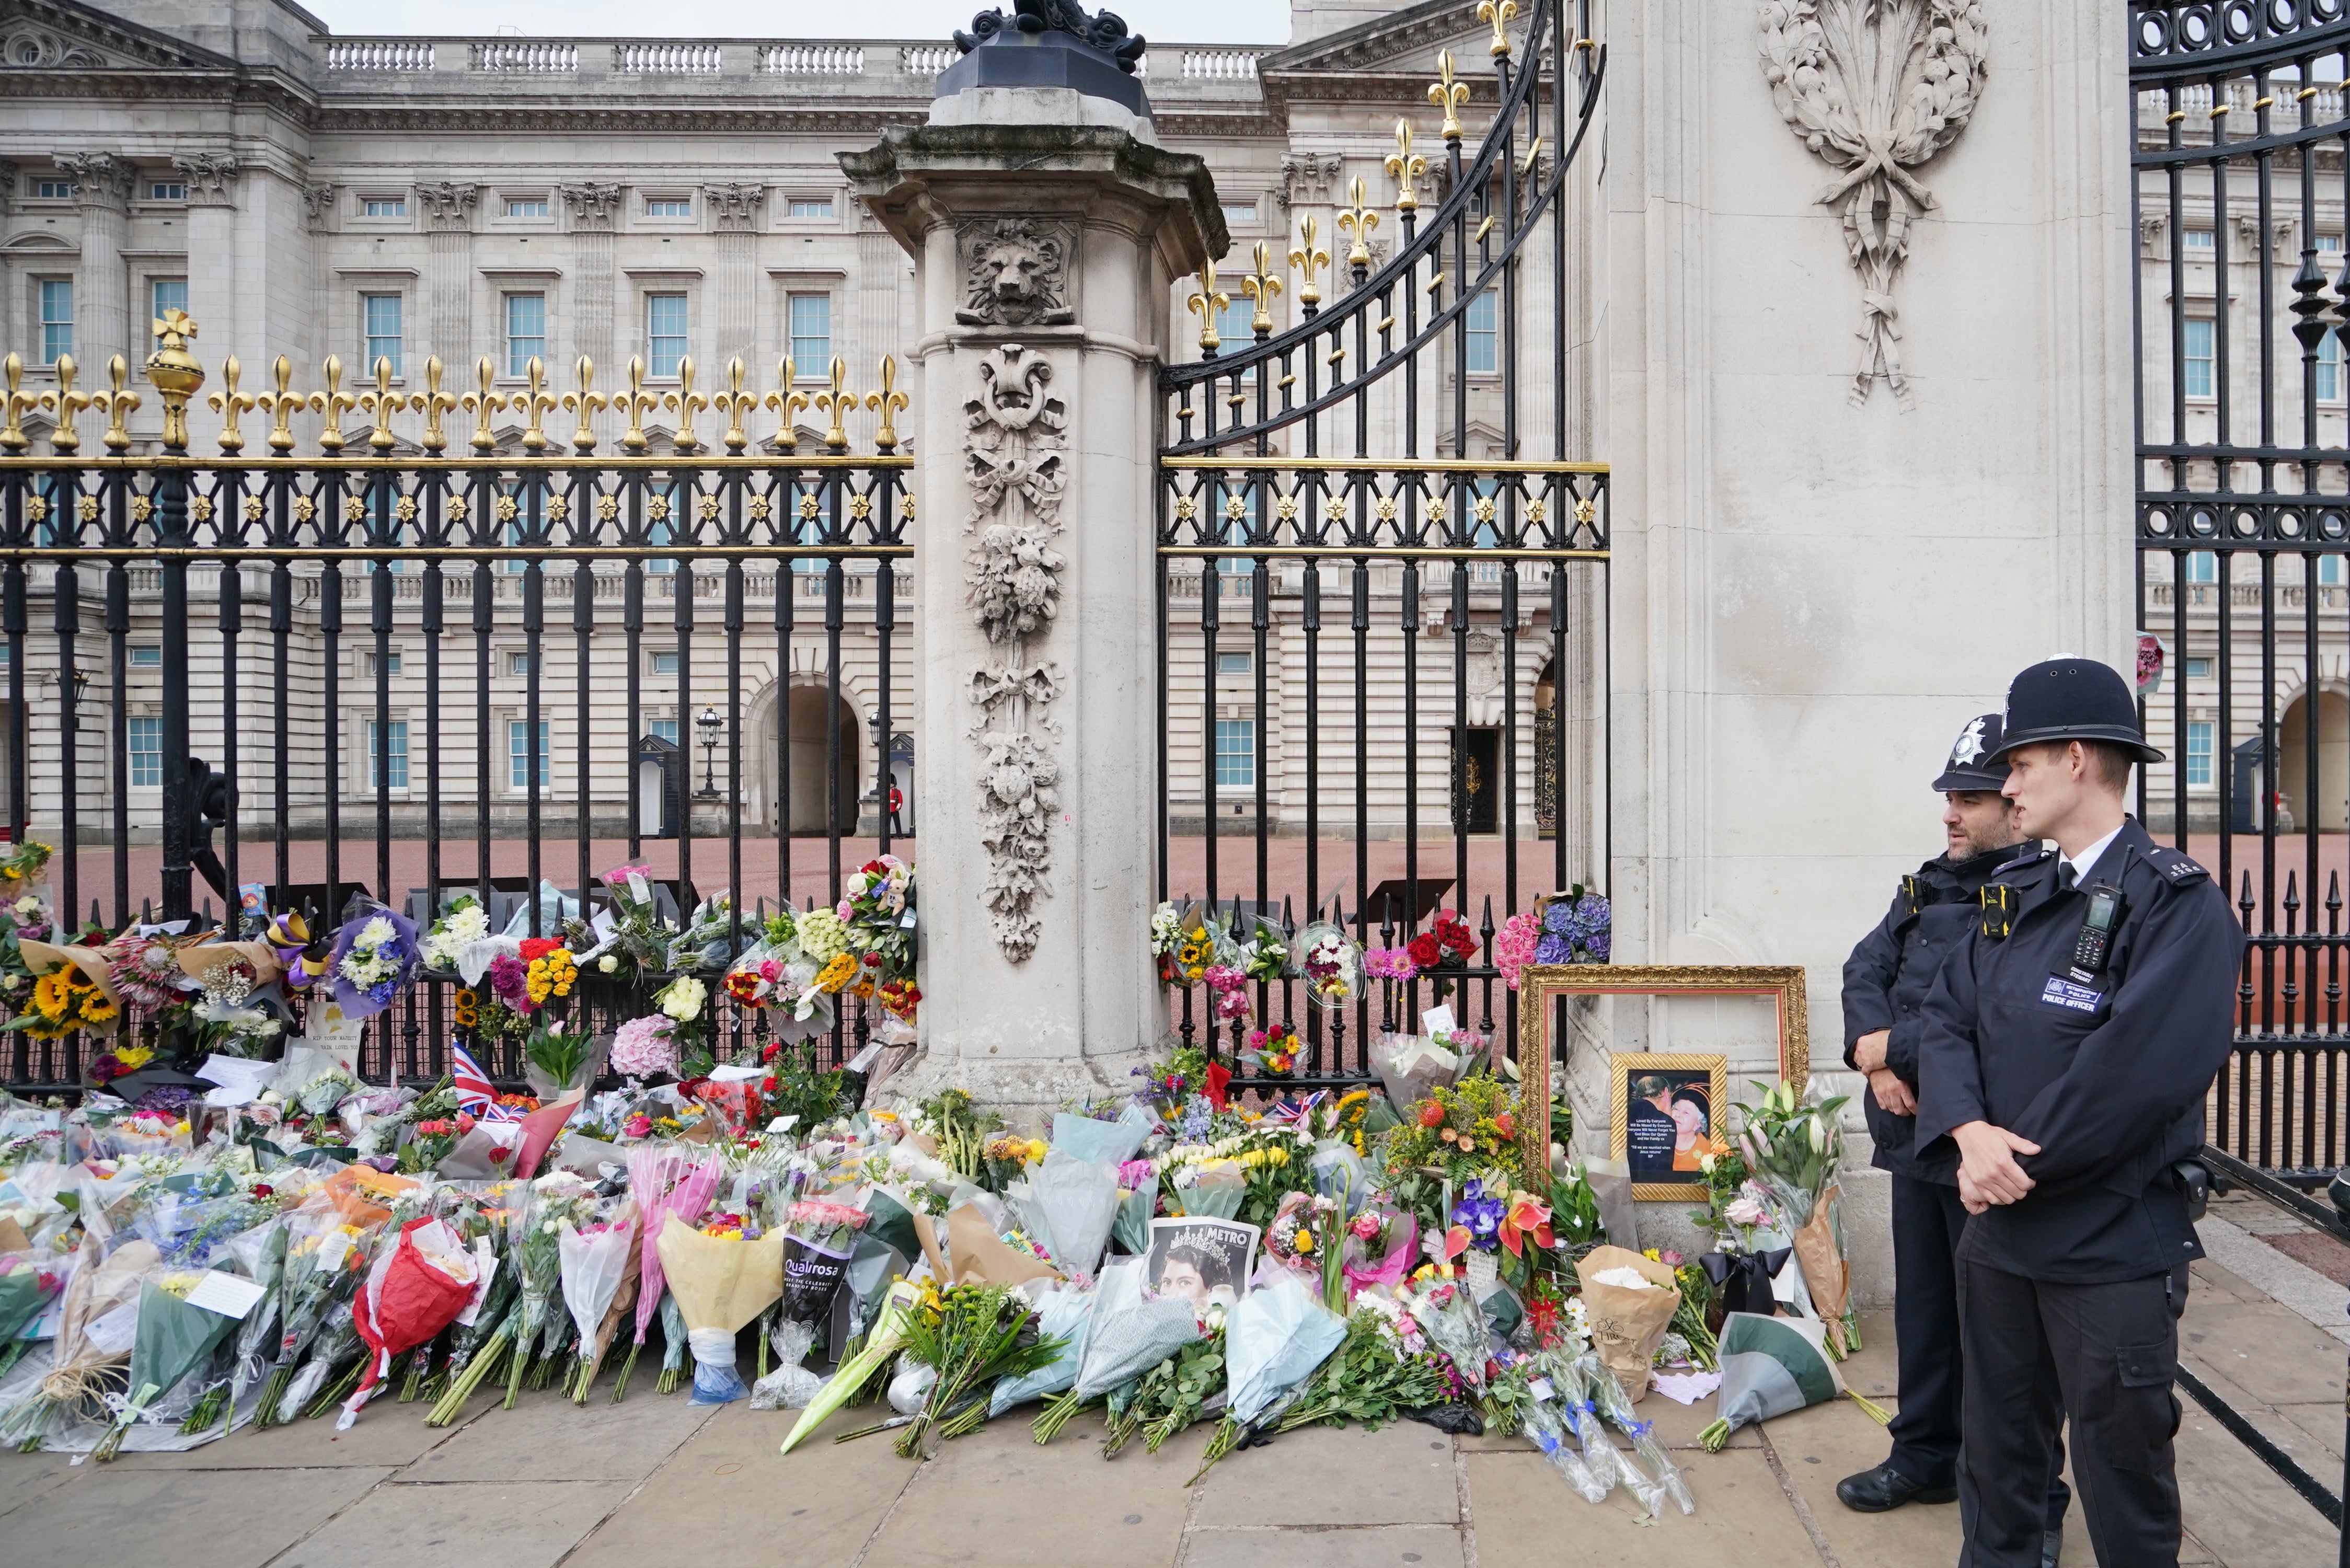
520 938 578 1013
90 1270 241 1459
1032 1257 1204 1444
1533 887 1610 965
182 954 284 1059
558 1200 641 1402
1576 1245 1681 1405
892 1282 1065 1456
985 1283 1095 1420
1151 903 1215 990
329 903 420 1021
1734 1078 1857 1354
1241 1024 1301 1077
593 864 675 976
337 1214 481 1427
1341 1205 1418 1299
1201 965 1252 1027
0 1234 153 1449
608 1013 679 1081
840 855 916 978
504 1171 598 1406
616 1145 724 1399
419 894 491 973
1493 910 1539 989
7 943 121 1042
653 1211 786 1404
1104 1321 1227 1458
1406 910 1480 975
1291 921 1361 1007
1189 1292 1440 1484
1225 917 1292 987
523 1023 597 1100
1364 945 1418 984
0 1248 67 1380
651 974 711 1074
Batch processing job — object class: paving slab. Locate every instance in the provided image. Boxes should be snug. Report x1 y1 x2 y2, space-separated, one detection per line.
1190 1420 1459 1526
116 1405 468 1470
0 1462 390 1568
1833 1308 1902 1403
2271 1398 2350 1465
2189 1256 2271 1305
859 1406 1199 1568
1180 1524 1466 1568
2179 1298 2349 1406
398 1383 713 1483
565 1402 917 1567
1465 1447 1823 1568
2173 1401 2342 1568
0 1446 80 1520
1759 1389 1965 1567
275 1478 618 1568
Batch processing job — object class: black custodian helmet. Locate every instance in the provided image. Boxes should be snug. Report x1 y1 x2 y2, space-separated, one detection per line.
1932 712 2013 792
1989 657 2163 765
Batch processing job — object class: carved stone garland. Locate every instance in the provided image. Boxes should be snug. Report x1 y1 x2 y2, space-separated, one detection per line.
964 343 1068 962
1756 0 1989 406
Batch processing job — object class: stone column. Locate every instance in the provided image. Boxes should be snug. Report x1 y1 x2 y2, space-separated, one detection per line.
704 182 763 370
418 181 478 376
302 182 339 373
54 152 134 371
844 96 1220 1112
560 182 621 377
174 154 239 362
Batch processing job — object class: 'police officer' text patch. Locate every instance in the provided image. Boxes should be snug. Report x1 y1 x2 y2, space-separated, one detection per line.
2041 976 2105 1013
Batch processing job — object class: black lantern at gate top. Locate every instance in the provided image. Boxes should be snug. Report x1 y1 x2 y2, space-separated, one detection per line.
694 704 723 798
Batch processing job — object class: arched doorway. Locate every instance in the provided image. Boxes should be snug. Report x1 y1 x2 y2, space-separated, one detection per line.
782 685 862 835
2278 688 2350 832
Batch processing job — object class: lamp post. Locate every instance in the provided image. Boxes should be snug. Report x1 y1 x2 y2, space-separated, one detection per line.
694 704 722 798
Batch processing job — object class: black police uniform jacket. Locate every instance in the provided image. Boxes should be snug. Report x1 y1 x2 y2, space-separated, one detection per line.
1840 842 2025 1183
1913 818 2245 1283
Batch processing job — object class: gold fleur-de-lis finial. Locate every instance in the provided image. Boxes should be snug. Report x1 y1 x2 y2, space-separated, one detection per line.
1429 50 1472 142
518 356 557 453
1337 177 1381 272
1476 0 1516 57
1288 214 1330 312
763 357 809 452
1241 241 1283 337
205 355 257 455
1186 260 1230 354
1385 120 1427 214
665 356 709 455
262 355 304 454
419 357 458 454
94 355 142 454
360 354 410 453
40 355 92 455
310 355 355 455
561 356 608 455
0 355 37 453
620 355 659 455
715 356 757 454
865 354 909 454
813 356 855 452
463 356 508 455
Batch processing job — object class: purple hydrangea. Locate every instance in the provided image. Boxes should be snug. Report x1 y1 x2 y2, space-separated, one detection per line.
1534 932 1574 965
1452 1178 1506 1250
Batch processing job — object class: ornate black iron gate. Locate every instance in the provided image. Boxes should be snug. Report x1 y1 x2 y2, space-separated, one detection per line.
1155 0 1608 1088
2134 0 2350 1182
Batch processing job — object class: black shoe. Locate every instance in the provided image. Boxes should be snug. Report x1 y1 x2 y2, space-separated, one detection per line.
1834 1462 1959 1512
2042 1525 2062 1568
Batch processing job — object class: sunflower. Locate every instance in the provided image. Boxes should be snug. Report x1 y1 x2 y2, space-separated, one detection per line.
29 970 73 1021
453 987 480 1028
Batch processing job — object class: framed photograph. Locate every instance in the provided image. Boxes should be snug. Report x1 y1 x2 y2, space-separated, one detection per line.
1610 1054 1730 1198
1510 964 1811 1196
1144 1217 1259 1312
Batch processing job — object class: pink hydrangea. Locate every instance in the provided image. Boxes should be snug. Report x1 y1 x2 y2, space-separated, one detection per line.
609 1014 678 1078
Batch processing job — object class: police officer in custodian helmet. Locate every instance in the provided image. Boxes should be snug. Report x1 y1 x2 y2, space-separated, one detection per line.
1916 659 2244 1568
1835 712 2068 1566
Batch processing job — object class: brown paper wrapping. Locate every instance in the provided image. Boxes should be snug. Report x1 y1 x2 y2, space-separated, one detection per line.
1791 1183 1850 1352
16 939 121 1036
175 938 285 987
0 1216 29 1254
909 1209 950 1284
946 1203 1057 1289
587 1218 644 1371
1577 1243 1680 1405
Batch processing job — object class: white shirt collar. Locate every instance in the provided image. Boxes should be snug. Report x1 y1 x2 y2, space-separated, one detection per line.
2061 823 2125 886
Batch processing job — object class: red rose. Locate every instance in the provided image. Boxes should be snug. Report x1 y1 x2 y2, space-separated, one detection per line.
1407 932 1442 967
518 938 561 963
1418 1102 1447 1128
761 1041 780 1064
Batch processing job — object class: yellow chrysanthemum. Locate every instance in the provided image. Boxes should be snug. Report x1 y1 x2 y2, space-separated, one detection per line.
814 953 857 994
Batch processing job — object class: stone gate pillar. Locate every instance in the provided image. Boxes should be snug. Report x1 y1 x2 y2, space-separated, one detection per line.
842 16 1223 1113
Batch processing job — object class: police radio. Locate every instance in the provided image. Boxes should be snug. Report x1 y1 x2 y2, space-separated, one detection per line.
2071 883 2124 978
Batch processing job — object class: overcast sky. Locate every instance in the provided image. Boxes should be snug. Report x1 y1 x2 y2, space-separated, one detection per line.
299 0 1294 45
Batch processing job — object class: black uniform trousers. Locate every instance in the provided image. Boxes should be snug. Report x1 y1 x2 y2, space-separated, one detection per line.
1955 1256 2186 1568
1888 1175 2070 1531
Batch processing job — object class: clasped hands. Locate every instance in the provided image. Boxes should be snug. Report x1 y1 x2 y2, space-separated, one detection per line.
1852 1029 1915 1116
1952 1120 2041 1215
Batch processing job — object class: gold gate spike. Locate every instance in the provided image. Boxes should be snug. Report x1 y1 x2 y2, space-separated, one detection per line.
1186 261 1230 352
562 357 607 455
764 358 809 452
665 356 708 455
40 356 91 455
1289 215 1330 310
144 308 202 449
813 356 855 452
360 355 410 453
0 355 35 453
206 355 255 455
1429 51 1472 143
310 355 355 455
95 355 142 454
463 357 508 455
1337 178 1381 272
261 356 304 455
1242 242 1284 337
517 357 556 453
420 358 458 454
1386 120 1426 214
866 355 909 454
1477 0 1517 58
620 355 660 455
716 357 757 455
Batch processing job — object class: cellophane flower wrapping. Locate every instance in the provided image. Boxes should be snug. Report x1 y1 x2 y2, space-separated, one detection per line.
1222 1273 1347 1427
1518 1392 1609 1503
628 1147 723 1351
0 1249 66 1344
653 1214 785 1405
342 1216 478 1423
558 1206 640 1370
1024 1151 1119 1285
780 1200 865 1332
1073 1258 1203 1403
1702 1310 1845 1447
1408 1275 1492 1394
1050 1108 1151 1169
1290 921 1363 1009
1 1235 154 1446
1371 1033 1467 1112
1169 1162 1247 1221
1572 1346 1695 1514
1111 1181 1156 1257
327 902 420 1021
117 1275 239 1432
746 1315 828 1410
1341 1206 1418 1300
988 1284 1095 1418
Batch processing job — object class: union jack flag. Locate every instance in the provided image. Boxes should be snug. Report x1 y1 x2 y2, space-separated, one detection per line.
450 1043 523 1122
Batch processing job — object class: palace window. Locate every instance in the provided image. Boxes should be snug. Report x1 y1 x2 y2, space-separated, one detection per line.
148 181 185 202
361 293 404 378
39 280 73 365
2319 326 2345 403
128 717 162 789
1466 289 1499 375
646 197 692 218
505 198 549 218
150 280 187 342
34 180 72 200
369 720 409 791
788 198 834 218
1215 718 1256 790
788 293 831 371
506 293 546 377
2185 721 2215 788
647 293 689 376
2183 318 2215 399
2183 226 2214 253
363 197 407 218
508 719 551 789
128 646 160 668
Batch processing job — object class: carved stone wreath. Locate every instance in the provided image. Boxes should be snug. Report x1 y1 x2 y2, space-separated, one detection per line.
1756 0 1989 406
957 216 1075 328
965 343 1069 961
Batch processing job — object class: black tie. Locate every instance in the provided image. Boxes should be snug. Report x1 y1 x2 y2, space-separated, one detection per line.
2058 862 2078 891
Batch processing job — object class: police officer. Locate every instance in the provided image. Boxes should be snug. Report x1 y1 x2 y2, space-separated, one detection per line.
1916 659 2244 1568
1835 712 2069 1567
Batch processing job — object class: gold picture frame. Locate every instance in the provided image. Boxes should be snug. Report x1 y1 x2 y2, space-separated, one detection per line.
1609 1054 1730 1200
1510 964 1811 1196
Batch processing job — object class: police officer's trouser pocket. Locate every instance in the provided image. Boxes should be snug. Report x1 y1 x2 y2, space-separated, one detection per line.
2110 1341 2181 1474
